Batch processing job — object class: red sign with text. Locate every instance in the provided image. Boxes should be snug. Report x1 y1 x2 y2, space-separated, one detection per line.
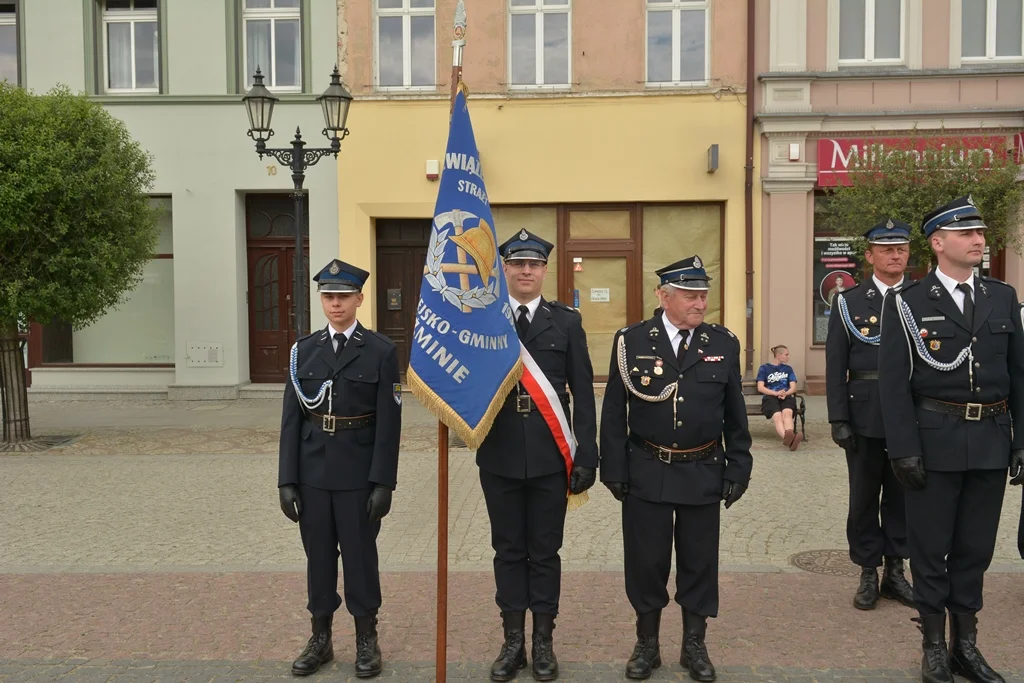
816 134 1023 187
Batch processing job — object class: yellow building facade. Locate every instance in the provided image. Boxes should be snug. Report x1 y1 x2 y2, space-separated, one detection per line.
339 0 758 378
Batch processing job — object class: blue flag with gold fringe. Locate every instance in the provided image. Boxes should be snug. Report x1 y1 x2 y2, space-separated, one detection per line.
407 89 522 449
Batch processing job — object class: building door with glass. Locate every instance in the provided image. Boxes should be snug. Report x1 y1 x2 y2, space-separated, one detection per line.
246 194 308 384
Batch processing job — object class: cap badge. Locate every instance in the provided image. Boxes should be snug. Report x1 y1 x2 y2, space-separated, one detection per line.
519 229 529 241
967 194 975 207
693 256 702 269
886 218 894 229
328 262 341 275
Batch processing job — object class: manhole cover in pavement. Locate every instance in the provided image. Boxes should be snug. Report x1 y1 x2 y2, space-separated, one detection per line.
0 435 77 453
790 549 861 577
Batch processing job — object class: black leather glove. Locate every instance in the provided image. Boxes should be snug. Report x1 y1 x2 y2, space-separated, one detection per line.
831 421 857 451
367 485 393 523
604 481 628 502
723 480 747 509
279 484 302 523
569 466 596 494
892 456 927 491
1010 449 1024 486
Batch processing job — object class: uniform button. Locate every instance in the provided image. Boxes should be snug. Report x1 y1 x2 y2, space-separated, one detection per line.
972 337 978 343
678 397 685 402
672 442 678 448
676 421 683 427
975 362 981 368
976 388 982 393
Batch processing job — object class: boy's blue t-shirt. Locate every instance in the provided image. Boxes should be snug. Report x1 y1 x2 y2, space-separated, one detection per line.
757 363 798 392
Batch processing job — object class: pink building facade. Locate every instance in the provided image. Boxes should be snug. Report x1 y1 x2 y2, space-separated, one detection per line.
756 0 1024 393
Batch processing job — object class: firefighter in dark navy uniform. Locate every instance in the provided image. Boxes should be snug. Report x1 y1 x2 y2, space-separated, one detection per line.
476 230 598 682
277 258 402 679
826 218 915 611
878 197 1024 683
600 255 753 682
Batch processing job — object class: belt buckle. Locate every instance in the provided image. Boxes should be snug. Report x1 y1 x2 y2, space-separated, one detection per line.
656 446 673 464
965 403 983 421
322 414 337 433
516 395 532 413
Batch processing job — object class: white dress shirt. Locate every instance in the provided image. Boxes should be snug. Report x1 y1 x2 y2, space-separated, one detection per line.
510 295 542 323
662 312 694 356
328 320 358 352
872 274 900 298
934 266 975 314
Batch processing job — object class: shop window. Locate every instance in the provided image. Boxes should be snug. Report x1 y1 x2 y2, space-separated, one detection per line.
375 0 435 89
36 198 175 365
812 193 863 345
645 0 708 85
102 0 160 93
243 0 301 91
509 0 570 88
491 206 558 302
839 0 903 64
962 0 1024 61
0 3 17 85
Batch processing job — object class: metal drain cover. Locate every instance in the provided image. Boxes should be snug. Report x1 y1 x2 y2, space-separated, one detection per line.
0 435 76 453
790 549 862 577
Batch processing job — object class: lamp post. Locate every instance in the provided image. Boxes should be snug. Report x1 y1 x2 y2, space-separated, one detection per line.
242 66 353 338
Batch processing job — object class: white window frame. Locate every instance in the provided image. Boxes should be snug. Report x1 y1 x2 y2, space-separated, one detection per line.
507 0 572 90
961 0 1024 63
837 0 906 65
373 0 436 91
242 0 302 93
0 4 17 85
101 0 160 94
644 0 710 87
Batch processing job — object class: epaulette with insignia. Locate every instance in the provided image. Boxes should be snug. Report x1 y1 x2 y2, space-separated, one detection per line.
365 328 397 346
980 274 1010 287
298 330 321 344
617 320 647 336
895 279 920 293
549 300 580 314
708 322 737 339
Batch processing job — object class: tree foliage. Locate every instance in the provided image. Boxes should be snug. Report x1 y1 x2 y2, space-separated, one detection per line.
822 138 1024 265
0 83 159 333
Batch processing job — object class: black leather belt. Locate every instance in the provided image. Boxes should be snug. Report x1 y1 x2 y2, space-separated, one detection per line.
628 434 719 463
305 411 376 434
506 393 570 414
913 396 1007 422
849 370 879 380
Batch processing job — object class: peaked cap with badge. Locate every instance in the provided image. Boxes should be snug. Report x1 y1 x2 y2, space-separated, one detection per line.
921 194 987 238
499 229 553 263
864 217 912 245
655 254 711 291
314 259 370 293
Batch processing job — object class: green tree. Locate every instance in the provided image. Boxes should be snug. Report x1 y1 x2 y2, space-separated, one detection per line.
0 83 158 444
823 138 1024 264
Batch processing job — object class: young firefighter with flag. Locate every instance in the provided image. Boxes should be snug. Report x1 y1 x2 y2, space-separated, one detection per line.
408 83 596 682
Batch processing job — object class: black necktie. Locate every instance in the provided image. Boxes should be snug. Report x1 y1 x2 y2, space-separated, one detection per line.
334 332 346 358
957 283 974 328
516 305 530 342
677 330 689 365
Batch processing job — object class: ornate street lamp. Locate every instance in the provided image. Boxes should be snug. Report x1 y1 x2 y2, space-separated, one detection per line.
242 66 353 338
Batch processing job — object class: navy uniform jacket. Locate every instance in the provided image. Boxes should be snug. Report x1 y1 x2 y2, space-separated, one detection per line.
477 299 598 480
878 271 1024 471
599 317 753 505
826 277 908 439
278 323 402 491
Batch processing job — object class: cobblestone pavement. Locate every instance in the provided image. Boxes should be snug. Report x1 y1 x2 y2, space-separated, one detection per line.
2 396 1022 681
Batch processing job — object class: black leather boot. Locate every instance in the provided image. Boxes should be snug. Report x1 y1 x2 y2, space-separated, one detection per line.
880 557 915 607
681 610 716 682
490 611 527 682
949 612 1005 683
291 615 334 676
853 566 879 610
919 613 954 683
625 610 661 680
353 614 382 678
531 613 558 681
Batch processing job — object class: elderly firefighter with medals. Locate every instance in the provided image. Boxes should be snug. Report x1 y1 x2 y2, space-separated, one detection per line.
879 196 1024 683
475 229 598 682
826 217 915 611
600 255 753 682
277 258 402 679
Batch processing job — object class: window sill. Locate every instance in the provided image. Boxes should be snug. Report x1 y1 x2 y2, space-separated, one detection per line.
507 84 572 92
374 85 439 93
837 61 905 68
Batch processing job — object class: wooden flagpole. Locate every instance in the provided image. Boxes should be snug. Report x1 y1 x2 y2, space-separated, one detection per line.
436 5 466 682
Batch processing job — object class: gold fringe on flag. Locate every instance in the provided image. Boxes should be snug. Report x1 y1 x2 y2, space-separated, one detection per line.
408 360 523 451
566 490 589 511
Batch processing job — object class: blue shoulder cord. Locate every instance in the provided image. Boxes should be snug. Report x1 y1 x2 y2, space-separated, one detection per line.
838 293 881 346
289 342 333 413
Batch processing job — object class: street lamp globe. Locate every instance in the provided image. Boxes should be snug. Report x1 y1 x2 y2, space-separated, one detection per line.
242 67 279 143
317 66 353 140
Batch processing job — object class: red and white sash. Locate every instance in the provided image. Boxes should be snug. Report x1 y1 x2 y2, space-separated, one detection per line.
518 342 576 483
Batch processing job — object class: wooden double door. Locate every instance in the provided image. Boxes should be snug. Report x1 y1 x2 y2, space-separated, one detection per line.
375 219 430 381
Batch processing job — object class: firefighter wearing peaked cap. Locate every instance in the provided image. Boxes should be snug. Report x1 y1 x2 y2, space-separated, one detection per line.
878 196 1024 683
277 258 402 679
826 218 915 612
477 229 598 682
600 255 752 682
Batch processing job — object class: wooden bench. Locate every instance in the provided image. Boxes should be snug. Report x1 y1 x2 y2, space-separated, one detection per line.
742 381 807 441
